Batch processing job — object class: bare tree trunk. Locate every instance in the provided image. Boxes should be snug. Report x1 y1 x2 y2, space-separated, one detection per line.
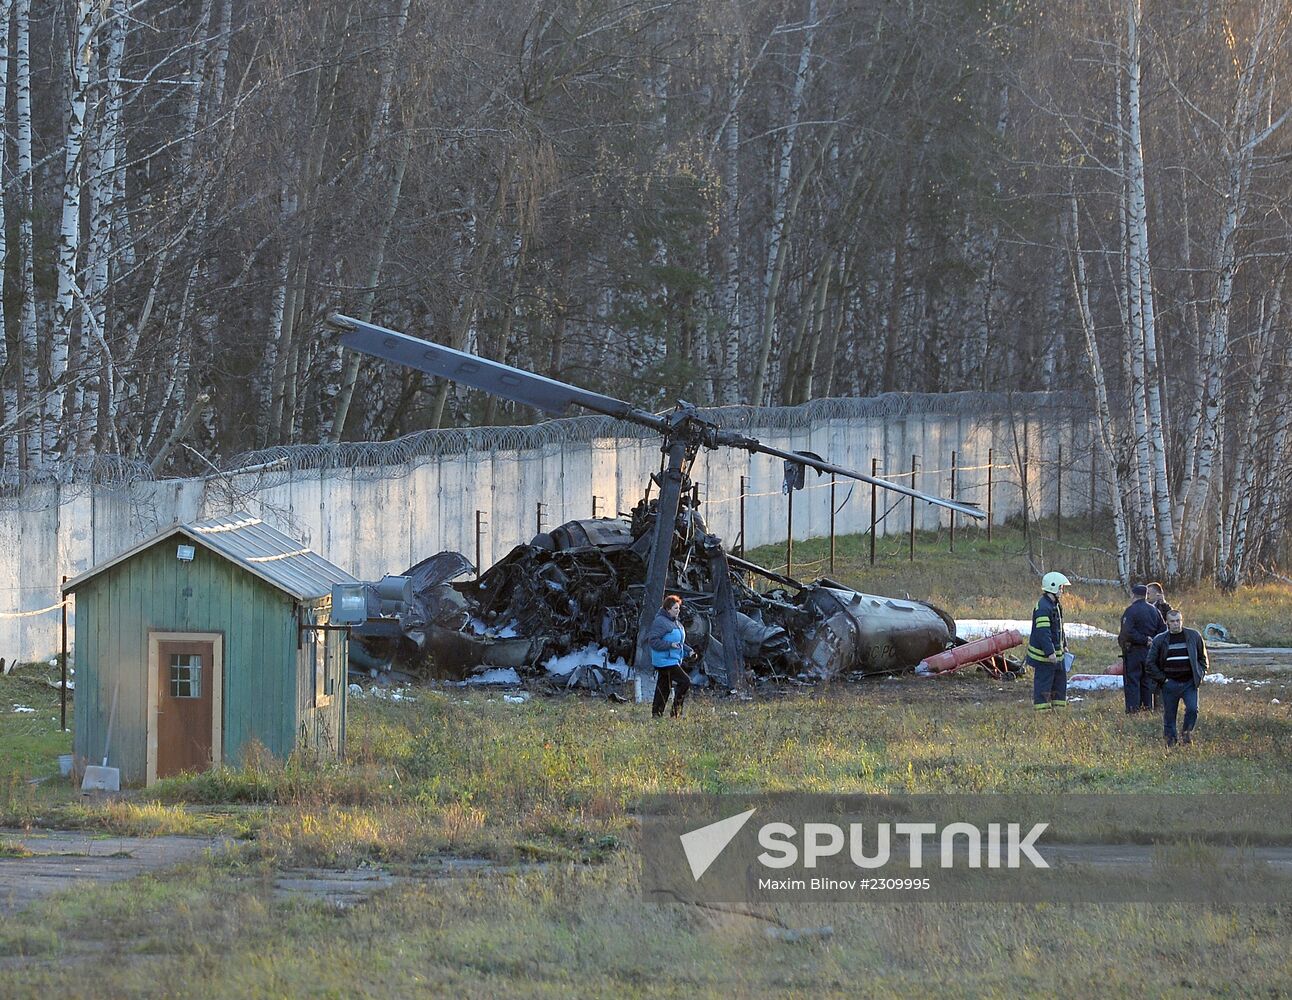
328 131 412 442
1116 28 1159 573
881 183 912 393
15 0 39 470
749 0 816 405
48 0 98 460
1123 0 1177 577
1069 192 1130 584
717 48 742 406
1176 2 1288 578
1223 275 1284 589
0 0 10 471
483 226 529 425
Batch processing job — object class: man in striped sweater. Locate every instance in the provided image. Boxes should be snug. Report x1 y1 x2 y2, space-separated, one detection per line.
1146 610 1209 747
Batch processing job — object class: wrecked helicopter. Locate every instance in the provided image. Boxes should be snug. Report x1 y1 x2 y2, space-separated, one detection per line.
329 315 997 690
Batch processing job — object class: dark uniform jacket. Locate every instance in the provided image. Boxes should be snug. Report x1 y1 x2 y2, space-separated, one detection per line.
1026 593 1065 667
1146 628 1209 687
1119 599 1165 650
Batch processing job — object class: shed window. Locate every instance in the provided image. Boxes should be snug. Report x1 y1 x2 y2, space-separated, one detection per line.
169 654 202 698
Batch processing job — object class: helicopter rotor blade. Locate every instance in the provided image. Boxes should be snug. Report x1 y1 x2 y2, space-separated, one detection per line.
328 314 667 432
721 432 986 520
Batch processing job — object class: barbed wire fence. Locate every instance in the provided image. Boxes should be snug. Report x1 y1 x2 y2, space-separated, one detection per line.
1 391 1103 646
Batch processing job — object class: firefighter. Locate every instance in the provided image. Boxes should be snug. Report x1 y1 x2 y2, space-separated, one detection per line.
1028 572 1071 711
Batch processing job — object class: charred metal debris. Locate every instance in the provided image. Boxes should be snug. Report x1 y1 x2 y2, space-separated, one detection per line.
347 492 1008 693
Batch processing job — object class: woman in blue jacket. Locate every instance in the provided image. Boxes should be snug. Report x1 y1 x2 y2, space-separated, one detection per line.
647 594 692 717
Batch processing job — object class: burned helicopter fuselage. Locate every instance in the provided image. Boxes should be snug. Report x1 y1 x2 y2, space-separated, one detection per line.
363 492 956 686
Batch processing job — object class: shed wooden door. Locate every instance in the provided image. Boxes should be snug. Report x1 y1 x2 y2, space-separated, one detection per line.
156 639 215 778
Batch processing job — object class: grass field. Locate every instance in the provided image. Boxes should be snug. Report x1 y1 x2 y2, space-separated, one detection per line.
2 521 1291 997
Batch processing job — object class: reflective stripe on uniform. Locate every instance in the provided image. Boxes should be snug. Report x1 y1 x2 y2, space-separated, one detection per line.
1034 703 1051 711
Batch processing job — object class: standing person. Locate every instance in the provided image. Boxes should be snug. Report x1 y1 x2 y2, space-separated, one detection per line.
1027 572 1071 711
1146 582 1173 620
1146 610 1209 746
1120 585 1166 713
647 594 692 718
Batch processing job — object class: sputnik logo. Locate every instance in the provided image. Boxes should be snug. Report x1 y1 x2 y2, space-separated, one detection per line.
680 807 757 881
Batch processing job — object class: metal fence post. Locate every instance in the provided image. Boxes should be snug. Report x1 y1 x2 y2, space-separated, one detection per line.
909 454 917 562
829 475 837 574
1056 444 1063 540
1089 442 1097 539
987 447 994 542
870 457 878 567
739 475 748 559
1022 439 1030 540
950 450 957 553
475 510 488 578
60 576 68 732
786 486 794 578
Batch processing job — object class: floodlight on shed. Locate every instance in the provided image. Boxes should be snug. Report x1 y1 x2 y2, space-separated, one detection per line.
331 582 368 626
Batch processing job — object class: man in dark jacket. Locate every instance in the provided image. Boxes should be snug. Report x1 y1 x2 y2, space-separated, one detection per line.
647 594 692 718
1147 582 1173 620
1146 610 1208 746
1120 585 1166 714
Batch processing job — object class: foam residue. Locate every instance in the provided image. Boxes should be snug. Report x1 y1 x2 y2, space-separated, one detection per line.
542 643 630 679
956 619 1116 640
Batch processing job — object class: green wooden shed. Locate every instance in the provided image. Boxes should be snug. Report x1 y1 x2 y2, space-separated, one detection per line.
62 513 357 786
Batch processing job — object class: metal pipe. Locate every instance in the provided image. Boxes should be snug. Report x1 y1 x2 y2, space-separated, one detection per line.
634 438 689 673
728 554 805 590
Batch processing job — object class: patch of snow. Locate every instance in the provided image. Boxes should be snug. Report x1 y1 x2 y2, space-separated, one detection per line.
1273 699 1282 705
348 683 364 697
12 704 36 713
1067 674 1123 691
465 668 522 686
503 693 530 704
956 619 1116 640
542 643 630 679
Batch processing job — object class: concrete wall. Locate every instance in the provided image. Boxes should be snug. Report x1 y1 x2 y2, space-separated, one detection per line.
1 393 1097 662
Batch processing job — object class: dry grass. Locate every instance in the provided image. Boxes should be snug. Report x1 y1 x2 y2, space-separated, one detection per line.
2 525 1290 996
2 857 1290 998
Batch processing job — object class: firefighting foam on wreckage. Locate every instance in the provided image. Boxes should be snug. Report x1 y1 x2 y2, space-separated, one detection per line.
330 314 1025 694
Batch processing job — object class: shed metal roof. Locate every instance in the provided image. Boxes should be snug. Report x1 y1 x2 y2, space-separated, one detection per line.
63 512 357 602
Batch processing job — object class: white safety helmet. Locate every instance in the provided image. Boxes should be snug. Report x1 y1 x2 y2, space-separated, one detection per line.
1041 571 1071 595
